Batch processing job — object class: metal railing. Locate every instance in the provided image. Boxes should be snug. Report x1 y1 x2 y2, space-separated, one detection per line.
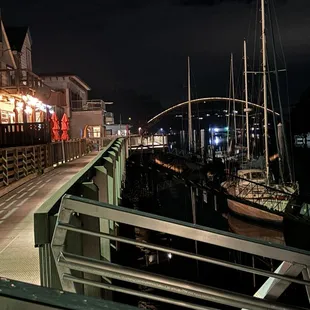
47 192 310 309
34 138 127 290
128 134 168 151
71 99 106 111
0 277 138 310
224 174 297 213
0 122 51 147
0 69 50 95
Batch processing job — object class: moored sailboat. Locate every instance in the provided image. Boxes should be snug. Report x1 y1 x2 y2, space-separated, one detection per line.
221 0 298 225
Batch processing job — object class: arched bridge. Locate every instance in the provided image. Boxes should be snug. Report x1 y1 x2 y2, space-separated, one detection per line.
147 96 279 127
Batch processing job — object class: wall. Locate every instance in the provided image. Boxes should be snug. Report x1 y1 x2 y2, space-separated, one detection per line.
70 110 104 139
45 91 68 115
0 22 16 87
42 76 88 117
20 32 32 71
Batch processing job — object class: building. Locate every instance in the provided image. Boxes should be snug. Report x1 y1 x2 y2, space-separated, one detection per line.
41 73 113 141
0 20 52 125
39 73 90 118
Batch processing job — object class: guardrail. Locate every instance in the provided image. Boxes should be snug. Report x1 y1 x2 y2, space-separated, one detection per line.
0 277 138 310
48 194 310 310
0 122 51 147
34 138 127 293
0 139 90 189
128 134 168 151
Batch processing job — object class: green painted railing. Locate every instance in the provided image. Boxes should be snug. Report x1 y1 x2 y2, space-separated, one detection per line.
34 137 127 290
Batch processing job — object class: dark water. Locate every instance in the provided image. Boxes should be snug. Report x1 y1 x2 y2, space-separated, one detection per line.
113 150 310 309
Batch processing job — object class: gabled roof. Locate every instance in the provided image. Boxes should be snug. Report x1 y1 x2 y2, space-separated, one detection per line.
0 21 17 68
5 26 30 52
39 73 91 91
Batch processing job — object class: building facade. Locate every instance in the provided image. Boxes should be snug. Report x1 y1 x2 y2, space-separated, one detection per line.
0 20 52 125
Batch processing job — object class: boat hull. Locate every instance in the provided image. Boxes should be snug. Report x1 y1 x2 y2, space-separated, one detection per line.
227 198 283 225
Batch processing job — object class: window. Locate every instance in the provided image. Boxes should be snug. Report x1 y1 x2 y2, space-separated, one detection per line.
251 172 265 180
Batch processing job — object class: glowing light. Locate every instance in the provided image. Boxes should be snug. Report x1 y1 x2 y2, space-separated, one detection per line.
215 136 219 145
0 95 2 101
16 101 23 108
214 128 219 132
167 253 172 259
9 97 15 104
49 109 54 114
25 106 33 114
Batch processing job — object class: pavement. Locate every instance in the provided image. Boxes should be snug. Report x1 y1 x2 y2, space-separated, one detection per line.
0 153 97 285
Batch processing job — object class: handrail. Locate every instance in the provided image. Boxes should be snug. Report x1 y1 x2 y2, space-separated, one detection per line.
0 277 138 310
50 194 310 309
34 137 118 246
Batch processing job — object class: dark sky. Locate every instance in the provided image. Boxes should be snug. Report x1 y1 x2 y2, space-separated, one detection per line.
2 0 310 120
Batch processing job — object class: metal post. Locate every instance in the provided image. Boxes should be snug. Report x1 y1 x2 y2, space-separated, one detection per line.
193 130 197 153
231 54 237 144
200 129 205 160
277 123 284 177
62 140 65 163
261 0 270 183
244 39 251 161
187 56 193 152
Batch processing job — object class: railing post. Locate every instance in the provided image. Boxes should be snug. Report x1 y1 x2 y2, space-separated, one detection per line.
45 144 48 169
14 148 19 181
31 146 36 173
2 150 8 186
23 148 28 176
79 139 82 158
38 146 43 174
93 164 113 300
79 182 102 298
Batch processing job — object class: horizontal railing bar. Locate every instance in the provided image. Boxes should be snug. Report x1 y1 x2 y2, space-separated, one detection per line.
60 195 310 265
59 252 304 310
63 274 220 310
58 223 310 287
60 260 261 310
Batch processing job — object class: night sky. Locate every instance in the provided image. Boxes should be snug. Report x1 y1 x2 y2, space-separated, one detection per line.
2 0 310 122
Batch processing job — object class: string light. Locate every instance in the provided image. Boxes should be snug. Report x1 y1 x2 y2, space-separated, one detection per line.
25 106 33 115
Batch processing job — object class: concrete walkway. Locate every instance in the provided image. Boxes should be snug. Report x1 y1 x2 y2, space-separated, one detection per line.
0 153 97 285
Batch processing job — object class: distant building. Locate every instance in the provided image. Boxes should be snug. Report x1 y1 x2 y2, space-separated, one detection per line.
105 112 114 125
106 124 131 136
40 73 91 118
40 73 113 141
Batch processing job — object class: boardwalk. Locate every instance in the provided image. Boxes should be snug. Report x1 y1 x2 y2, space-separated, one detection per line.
0 153 96 285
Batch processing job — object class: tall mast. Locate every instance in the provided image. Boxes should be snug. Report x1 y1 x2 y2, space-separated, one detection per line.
187 56 193 152
243 40 250 161
231 54 237 144
261 0 269 182
227 57 232 152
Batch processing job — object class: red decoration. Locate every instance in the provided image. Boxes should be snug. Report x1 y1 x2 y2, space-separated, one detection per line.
51 113 60 141
61 113 69 141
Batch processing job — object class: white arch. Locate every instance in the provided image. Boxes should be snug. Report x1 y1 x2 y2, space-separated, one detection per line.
147 97 279 125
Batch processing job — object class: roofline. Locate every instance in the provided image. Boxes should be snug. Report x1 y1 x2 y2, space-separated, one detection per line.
70 75 91 91
40 74 91 91
1 21 17 69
